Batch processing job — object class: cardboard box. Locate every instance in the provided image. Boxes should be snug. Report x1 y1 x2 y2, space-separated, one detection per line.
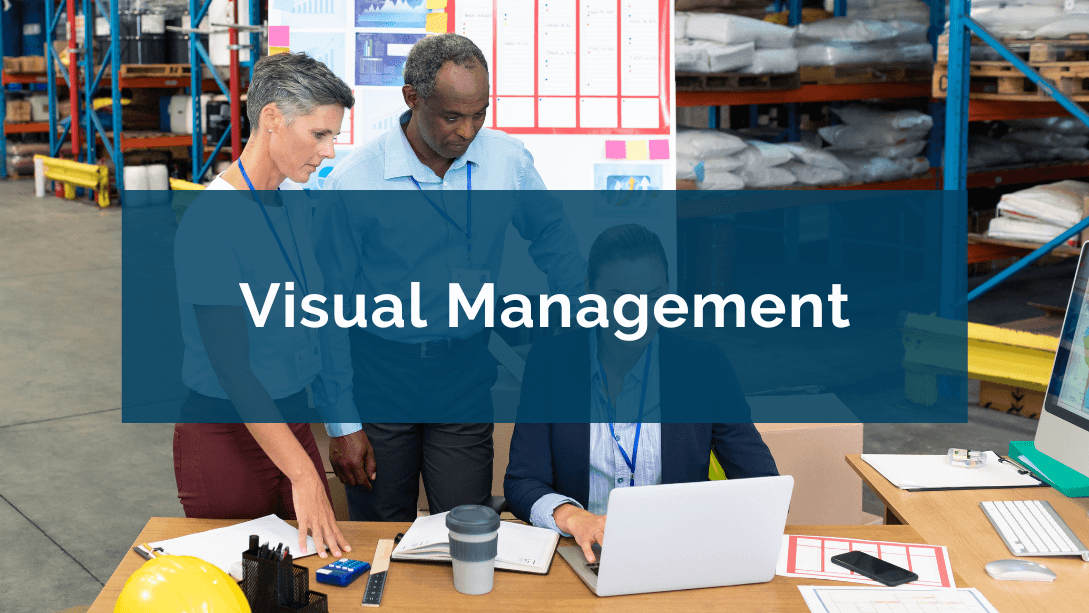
754 422 864 525
20 56 47 74
973 303 1066 420
6 100 31 123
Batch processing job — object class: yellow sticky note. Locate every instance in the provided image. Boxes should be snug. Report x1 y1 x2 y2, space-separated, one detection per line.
425 12 448 33
626 140 649 160
268 46 289 56
426 0 447 8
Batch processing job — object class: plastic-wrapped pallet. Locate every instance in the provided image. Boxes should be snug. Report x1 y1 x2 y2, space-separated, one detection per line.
678 155 705 181
1002 131 1089 148
832 105 934 132
677 129 748 159
997 180 1089 228
676 12 688 39
740 48 799 74
697 168 745 190
705 42 756 72
740 165 796 187
676 44 711 72
1006 117 1089 135
783 160 849 185
966 136 1023 170
827 0 932 24
829 140 928 160
740 141 794 166
837 154 912 183
987 216 1075 244
780 143 851 171
685 13 796 48
797 18 928 43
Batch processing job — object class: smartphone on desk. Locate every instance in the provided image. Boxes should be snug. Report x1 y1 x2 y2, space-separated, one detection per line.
830 551 919 587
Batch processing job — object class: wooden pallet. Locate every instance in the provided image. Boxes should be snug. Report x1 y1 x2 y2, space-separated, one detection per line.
676 71 800 92
938 34 1089 63
933 60 1089 101
117 64 190 78
799 62 932 85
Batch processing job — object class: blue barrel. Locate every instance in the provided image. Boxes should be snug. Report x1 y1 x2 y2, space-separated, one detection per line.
20 0 46 57
1 0 21 58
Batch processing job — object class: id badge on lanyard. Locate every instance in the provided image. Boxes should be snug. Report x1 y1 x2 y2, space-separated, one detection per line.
238 160 322 384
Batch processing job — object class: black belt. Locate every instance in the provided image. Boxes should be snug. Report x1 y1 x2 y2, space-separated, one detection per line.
350 328 487 359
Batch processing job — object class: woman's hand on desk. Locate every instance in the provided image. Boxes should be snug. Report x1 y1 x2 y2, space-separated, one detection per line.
554 504 607 563
292 470 351 559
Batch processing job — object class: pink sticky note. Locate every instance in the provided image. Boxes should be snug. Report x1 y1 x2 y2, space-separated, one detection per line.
605 140 627 159
648 139 670 160
269 26 290 48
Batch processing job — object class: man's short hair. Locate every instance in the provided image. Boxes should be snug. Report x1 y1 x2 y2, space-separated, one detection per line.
587 224 670 289
403 33 488 99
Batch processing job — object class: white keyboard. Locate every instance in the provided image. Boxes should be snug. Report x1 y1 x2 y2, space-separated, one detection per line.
980 500 1089 557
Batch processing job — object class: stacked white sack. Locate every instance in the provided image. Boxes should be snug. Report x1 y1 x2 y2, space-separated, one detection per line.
681 14 799 75
795 17 932 67
987 180 1089 245
819 104 933 182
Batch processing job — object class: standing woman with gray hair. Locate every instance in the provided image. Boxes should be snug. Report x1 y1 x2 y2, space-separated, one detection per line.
172 52 354 558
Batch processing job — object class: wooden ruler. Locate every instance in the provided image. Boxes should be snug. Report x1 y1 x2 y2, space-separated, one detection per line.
361 539 394 607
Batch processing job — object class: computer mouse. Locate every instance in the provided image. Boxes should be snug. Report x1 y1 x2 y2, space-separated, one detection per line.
985 559 1057 581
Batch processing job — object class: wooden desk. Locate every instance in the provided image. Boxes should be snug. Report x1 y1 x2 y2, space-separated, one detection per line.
88 519 959 612
847 454 1089 613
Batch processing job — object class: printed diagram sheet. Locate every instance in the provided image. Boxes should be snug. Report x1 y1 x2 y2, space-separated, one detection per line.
454 0 670 134
777 535 956 588
798 587 1000 613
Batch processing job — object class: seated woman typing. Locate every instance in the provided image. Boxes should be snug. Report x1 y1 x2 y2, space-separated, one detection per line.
503 224 778 564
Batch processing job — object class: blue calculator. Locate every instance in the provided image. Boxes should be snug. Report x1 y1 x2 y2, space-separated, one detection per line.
315 559 371 587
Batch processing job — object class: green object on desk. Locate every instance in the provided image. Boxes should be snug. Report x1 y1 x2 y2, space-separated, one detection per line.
1009 441 1089 497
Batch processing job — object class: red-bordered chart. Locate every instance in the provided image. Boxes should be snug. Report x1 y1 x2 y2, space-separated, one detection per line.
447 0 670 135
780 535 956 589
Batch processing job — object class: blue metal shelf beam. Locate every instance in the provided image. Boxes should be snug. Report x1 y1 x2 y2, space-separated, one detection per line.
944 0 1089 305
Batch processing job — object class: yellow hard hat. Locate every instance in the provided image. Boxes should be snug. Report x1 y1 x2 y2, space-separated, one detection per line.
115 555 251 613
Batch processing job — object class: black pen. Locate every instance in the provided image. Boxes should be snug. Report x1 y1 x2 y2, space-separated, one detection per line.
275 543 283 560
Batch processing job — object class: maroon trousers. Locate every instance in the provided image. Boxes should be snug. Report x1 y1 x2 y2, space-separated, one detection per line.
173 391 331 519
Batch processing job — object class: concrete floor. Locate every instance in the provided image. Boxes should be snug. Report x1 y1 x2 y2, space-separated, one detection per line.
0 179 1048 612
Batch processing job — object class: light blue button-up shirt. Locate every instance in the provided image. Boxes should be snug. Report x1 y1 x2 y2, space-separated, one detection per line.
315 112 586 437
529 331 663 535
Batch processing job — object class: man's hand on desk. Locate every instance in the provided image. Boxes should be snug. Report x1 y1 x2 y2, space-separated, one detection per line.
554 504 607 564
330 430 378 489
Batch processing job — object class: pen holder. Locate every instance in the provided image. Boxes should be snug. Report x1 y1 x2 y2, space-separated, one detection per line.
241 551 329 613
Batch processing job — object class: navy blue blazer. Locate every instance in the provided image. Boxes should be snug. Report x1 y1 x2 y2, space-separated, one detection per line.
503 329 779 524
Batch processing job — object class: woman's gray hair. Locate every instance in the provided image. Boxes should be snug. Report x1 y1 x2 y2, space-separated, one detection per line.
247 52 354 130
403 33 488 99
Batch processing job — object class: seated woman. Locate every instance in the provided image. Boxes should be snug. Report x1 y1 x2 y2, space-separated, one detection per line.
504 224 778 564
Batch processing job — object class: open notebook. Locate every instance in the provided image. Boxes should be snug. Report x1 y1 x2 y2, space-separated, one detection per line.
392 512 559 574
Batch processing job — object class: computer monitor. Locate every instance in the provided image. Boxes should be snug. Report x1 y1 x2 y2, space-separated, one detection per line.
1041 241 1089 478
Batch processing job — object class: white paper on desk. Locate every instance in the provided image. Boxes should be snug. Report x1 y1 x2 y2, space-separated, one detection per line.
149 515 317 574
798 586 1000 613
392 512 559 574
861 451 1042 490
776 534 956 588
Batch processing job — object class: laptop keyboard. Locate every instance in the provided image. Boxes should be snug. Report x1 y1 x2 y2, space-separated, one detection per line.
586 563 599 576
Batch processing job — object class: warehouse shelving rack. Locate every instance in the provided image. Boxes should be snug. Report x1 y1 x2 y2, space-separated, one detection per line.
942 0 1089 306
1 2 64 179
34 0 255 204
187 0 259 185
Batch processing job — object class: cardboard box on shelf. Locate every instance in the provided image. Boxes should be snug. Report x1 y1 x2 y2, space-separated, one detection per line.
6 99 32 123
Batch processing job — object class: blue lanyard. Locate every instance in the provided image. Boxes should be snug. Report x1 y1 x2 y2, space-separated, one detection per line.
599 339 653 488
237 160 309 296
411 164 472 261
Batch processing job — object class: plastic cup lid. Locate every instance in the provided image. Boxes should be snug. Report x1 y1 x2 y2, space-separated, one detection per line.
446 505 500 535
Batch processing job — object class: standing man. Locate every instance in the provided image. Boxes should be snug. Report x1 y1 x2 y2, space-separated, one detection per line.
313 33 586 521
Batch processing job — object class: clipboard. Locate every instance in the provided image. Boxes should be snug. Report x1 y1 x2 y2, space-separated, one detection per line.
861 451 1049 492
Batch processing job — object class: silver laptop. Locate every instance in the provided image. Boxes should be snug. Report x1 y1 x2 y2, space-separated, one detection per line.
558 475 794 597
